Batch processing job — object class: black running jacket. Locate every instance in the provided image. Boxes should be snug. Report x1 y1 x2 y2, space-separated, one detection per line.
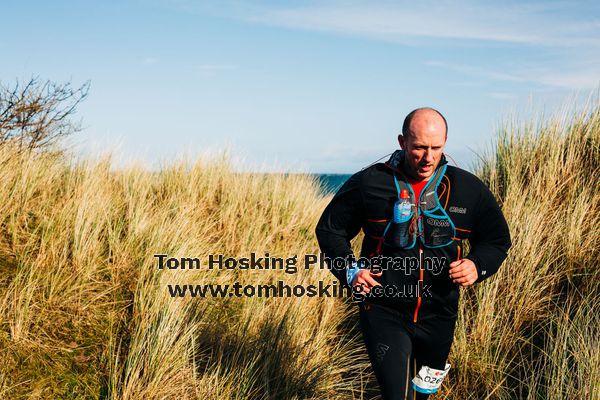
315 152 512 320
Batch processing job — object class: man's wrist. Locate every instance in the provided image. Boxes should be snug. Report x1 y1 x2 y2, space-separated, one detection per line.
466 254 484 282
346 262 359 286
346 259 365 286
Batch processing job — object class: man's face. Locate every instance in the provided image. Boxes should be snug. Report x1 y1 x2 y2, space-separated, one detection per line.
398 112 447 181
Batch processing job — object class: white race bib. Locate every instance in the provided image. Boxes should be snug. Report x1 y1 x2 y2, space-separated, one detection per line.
411 363 451 394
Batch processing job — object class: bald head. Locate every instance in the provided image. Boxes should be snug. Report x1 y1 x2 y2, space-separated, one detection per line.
402 107 447 139
397 107 448 181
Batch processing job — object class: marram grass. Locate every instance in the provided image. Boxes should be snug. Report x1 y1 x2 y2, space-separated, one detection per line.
0 102 598 399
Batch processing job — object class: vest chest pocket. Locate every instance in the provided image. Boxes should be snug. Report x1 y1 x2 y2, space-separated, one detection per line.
419 208 456 248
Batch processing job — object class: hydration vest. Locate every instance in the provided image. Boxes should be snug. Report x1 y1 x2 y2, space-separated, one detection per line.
382 152 456 249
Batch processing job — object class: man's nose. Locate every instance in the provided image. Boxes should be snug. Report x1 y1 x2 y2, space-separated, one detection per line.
424 149 434 162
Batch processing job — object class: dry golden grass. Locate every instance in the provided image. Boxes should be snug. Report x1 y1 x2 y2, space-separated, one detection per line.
0 100 598 399
0 147 370 399
447 100 600 400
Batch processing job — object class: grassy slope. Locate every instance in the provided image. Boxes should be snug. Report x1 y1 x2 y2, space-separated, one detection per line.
0 103 598 399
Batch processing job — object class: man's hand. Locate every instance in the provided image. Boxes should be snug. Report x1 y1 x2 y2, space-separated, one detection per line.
351 269 382 294
449 258 478 287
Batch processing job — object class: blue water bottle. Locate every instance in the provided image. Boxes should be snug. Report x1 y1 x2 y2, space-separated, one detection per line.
394 189 412 222
386 189 412 247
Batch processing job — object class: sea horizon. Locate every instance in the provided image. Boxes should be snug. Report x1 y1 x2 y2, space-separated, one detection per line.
314 173 351 194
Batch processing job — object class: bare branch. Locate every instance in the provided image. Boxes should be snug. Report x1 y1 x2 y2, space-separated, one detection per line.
0 77 90 150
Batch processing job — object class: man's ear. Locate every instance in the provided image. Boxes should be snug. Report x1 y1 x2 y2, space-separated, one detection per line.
398 134 405 150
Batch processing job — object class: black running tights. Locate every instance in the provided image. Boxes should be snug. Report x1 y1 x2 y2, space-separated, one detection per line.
358 301 457 400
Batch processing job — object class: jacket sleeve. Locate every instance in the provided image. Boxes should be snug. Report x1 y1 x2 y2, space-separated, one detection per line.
465 182 512 283
315 171 364 287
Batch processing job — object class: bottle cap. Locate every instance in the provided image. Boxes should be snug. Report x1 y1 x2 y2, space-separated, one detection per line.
400 189 409 199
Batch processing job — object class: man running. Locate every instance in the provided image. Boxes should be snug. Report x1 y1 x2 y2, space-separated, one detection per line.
315 108 511 399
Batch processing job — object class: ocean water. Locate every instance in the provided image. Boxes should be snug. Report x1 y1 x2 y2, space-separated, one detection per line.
315 174 351 194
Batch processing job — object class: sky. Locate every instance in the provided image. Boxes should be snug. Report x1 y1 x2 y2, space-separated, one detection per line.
2 0 599 173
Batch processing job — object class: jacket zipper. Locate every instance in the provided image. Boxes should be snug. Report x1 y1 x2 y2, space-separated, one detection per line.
413 243 423 323
412 184 423 324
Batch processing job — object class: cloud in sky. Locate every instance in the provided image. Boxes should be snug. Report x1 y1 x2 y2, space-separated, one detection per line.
172 0 600 46
424 59 600 90
249 3 555 45
197 64 237 71
243 1 600 46
195 64 238 78
167 0 600 90
142 57 159 65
